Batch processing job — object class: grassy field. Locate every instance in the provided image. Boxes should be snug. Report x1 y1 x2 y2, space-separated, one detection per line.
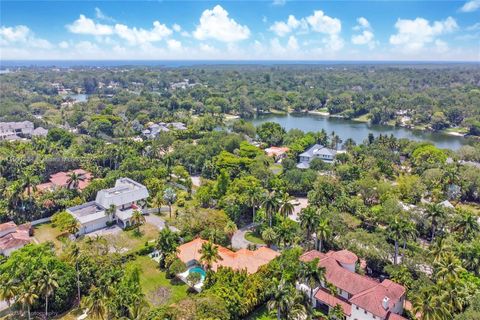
130 256 190 307
33 223 67 251
103 222 159 252
269 163 283 175
245 231 266 245
352 114 370 123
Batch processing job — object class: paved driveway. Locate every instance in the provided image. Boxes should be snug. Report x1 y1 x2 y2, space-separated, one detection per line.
289 197 308 222
86 225 122 237
231 223 257 250
145 214 179 232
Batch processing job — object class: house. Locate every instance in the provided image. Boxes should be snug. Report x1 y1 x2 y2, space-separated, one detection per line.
142 122 187 139
297 144 337 169
176 238 280 291
35 169 93 193
0 221 33 256
31 127 49 137
66 178 149 235
0 121 34 140
265 146 289 161
299 250 407 320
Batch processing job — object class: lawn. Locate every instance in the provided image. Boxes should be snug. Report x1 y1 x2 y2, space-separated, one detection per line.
130 256 190 307
245 231 266 245
103 222 159 252
352 114 370 123
269 163 283 175
33 223 67 251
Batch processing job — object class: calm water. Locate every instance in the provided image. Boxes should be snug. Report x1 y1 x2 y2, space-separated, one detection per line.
250 113 468 150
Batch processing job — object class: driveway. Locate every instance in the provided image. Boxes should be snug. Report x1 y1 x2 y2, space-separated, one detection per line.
289 197 308 222
145 214 179 232
86 225 122 237
231 223 257 250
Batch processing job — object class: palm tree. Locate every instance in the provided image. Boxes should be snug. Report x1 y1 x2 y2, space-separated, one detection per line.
411 285 451 320
434 252 465 282
262 227 277 248
68 243 82 303
426 203 448 241
130 209 145 232
67 219 81 237
315 218 332 252
267 280 307 320
454 209 479 240
278 192 295 218
156 227 180 268
66 172 85 189
199 241 222 271
387 216 406 265
163 187 177 218
150 192 164 214
83 286 107 320
262 190 280 227
299 207 321 249
299 258 326 302
224 221 238 243
247 186 264 222
329 304 345 320
105 204 116 221
37 268 59 319
17 284 38 320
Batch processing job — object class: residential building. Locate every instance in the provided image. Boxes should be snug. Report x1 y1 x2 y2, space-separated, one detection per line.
35 169 93 193
297 144 337 169
0 121 34 140
32 127 49 137
67 177 149 235
175 238 280 291
299 250 407 320
265 146 289 161
142 122 187 139
0 221 33 256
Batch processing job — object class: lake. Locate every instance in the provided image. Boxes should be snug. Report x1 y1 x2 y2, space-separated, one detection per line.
250 113 469 150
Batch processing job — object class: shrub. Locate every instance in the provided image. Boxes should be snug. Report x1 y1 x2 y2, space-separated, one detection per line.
166 258 186 278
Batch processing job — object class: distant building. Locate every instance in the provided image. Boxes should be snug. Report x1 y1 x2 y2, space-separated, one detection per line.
142 122 187 139
0 121 34 140
35 169 93 193
66 178 149 235
32 127 49 137
297 144 337 168
299 250 407 320
0 221 33 256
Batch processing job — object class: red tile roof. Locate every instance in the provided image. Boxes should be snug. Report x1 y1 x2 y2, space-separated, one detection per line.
300 250 406 319
0 223 32 251
387 313 408 320
265 146 289 157
0 221 17 233
177 238 280 274
314 288 352 316
34 169 93 192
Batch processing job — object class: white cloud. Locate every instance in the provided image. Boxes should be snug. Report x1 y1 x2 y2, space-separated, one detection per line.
193 5 250 42
67 15 113 35
272 0 286 6
0 25 52 49
435 39 448 53
287 35 299 50
306 10 341 35
0 25 30 42
95 8 115 22
172 24 182 32
389 17 458 53
269 15 305 36
352 17 376 49
114 21 172 45
460 0 480 12
58 41 69 49
167 39 182 50
467 22 480 31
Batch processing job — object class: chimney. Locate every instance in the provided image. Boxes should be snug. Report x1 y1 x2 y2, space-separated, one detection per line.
382 297 390 310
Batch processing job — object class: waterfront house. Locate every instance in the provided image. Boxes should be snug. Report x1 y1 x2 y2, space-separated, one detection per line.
299 249 407 320
297 144 337 169
265 146 289 162
67 177 149 235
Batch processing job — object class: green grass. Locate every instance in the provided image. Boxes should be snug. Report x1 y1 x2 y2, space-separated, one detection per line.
269 163 283 175
103 222 159 252
130 256 190 307
245 231 266 245
33 223 67 251
443 127 469 134
245 305 275 320
352 114 370 122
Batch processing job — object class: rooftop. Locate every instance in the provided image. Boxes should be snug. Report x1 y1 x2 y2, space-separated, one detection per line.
0 222 32 251
95 177 149 208
67 201 106 224
177 238 280 274
299 144 337 158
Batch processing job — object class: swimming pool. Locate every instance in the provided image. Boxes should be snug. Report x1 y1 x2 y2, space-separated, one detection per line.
188 266 206 280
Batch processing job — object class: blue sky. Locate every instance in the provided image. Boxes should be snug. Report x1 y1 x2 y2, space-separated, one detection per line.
1 1 479 60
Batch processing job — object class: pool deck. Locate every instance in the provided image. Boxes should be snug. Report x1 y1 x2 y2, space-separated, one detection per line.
178 266 204 292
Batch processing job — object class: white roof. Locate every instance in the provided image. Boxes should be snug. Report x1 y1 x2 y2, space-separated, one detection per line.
115 208 135 222
96 178 149 208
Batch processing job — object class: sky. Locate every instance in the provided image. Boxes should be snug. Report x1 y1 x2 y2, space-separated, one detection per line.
0 0 479 61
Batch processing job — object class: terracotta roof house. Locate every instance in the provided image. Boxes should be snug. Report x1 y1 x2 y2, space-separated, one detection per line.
0 221 33 256
265 146 290 161
299 249 407 320
66 177 149 235
36 169 93 193
176 238 280 291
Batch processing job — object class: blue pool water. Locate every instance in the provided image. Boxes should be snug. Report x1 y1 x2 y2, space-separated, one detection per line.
189 266 206 280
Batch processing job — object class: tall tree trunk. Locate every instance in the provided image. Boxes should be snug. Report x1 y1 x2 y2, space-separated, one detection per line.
76 261 81 303
431 220 436 241
277 307 281 320
394 240 399 265
45 295 49 319
252 206 256 222
318 238 323 252
27 306 31 320
169 205 172 219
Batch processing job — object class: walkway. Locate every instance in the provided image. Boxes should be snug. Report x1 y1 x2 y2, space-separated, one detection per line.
231 222 258 250
289 197 308 222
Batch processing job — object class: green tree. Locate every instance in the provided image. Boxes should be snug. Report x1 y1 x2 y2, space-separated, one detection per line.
299 258 326 301
156 228 180 268
37 268 59 319
199 241 223 271
163 187 177 218
262 227 277 248
256 122 286 146
315 218 332 252
18 283 38 320
299 207 321 249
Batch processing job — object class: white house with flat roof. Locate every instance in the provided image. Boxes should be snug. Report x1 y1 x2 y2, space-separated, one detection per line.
67 178 149 235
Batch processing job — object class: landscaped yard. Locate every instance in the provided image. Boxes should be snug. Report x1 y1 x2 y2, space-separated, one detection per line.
33 222 67 251
245 231 266 245
102 222 159 252
130 256 190 307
